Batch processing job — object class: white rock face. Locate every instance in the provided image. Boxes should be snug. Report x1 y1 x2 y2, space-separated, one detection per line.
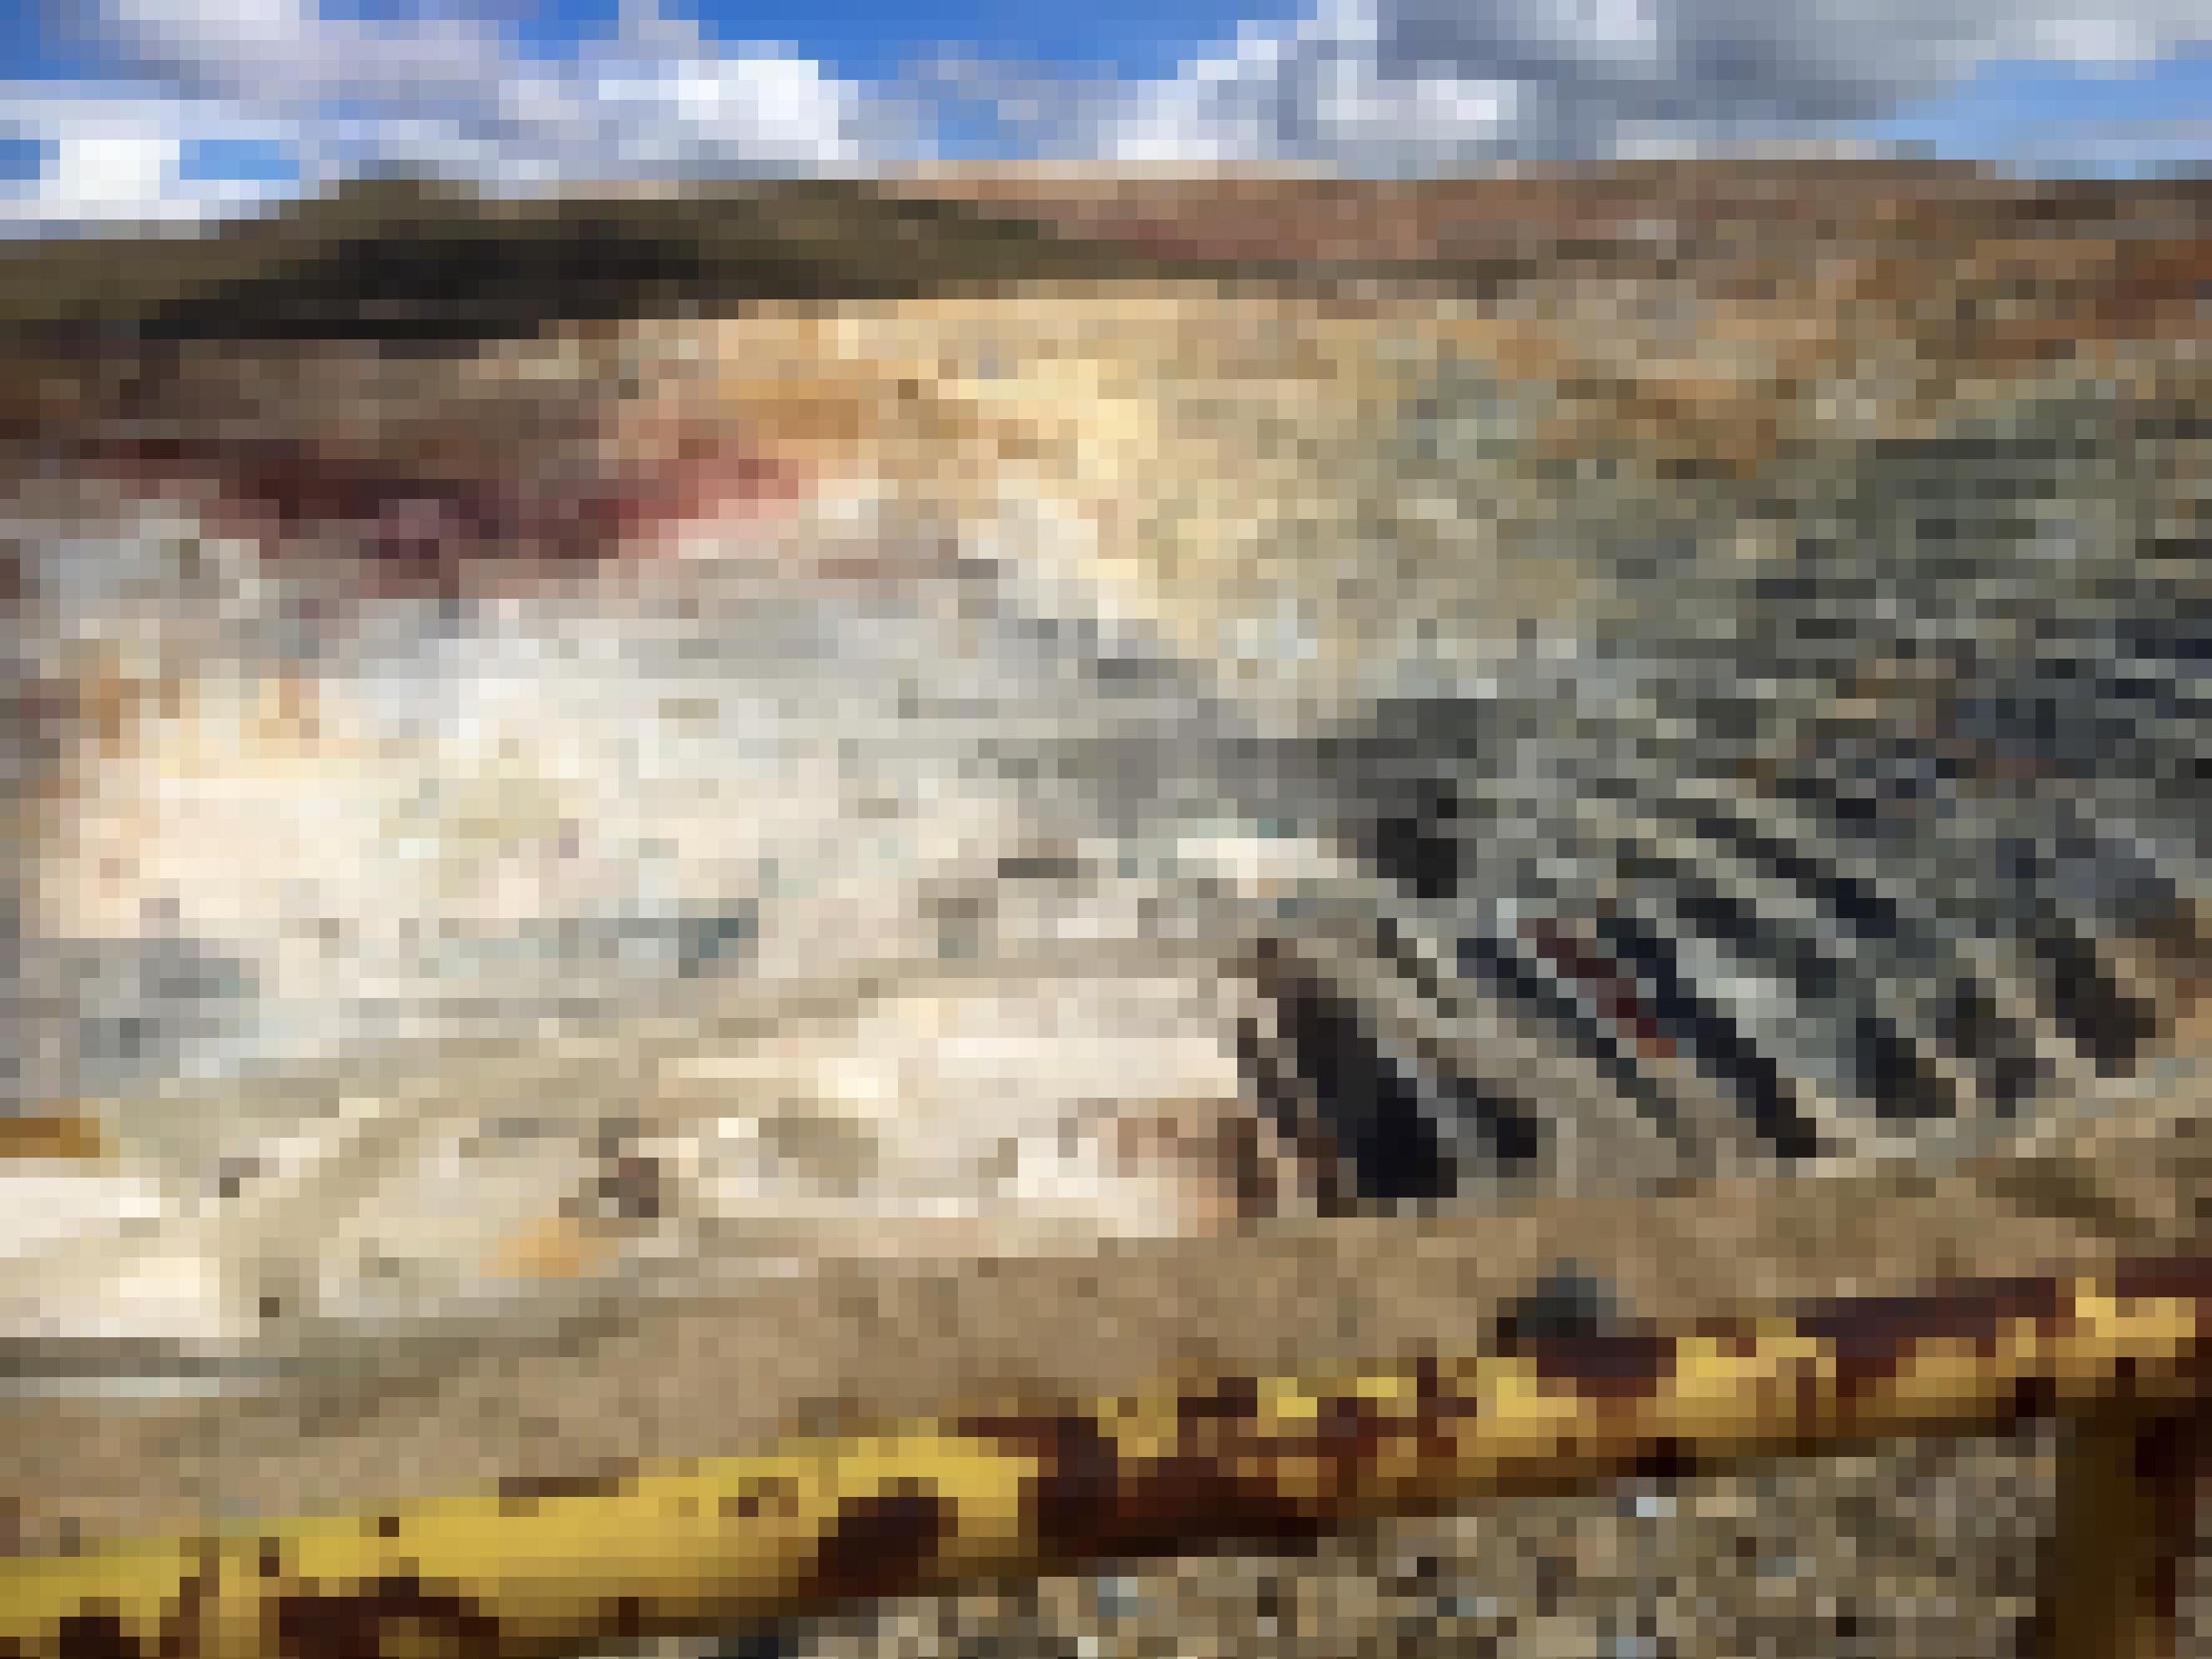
9 481 1320 1368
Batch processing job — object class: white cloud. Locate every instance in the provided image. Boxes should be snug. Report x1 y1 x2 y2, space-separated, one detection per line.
590 49 869 170
6 0 2206 232
89 0 315 97
52 129 179 216
11 0 877 229
1093 0 1537 168
0 89 300 229
1066 0 2212 166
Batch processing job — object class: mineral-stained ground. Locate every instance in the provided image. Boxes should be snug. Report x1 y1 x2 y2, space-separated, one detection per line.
2 161 2209 1655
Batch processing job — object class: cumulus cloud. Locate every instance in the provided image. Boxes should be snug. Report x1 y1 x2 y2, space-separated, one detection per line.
0 89 303 228
4 0 2206 230
86 0 320 100
1054 0 2210 166
10 0 884 228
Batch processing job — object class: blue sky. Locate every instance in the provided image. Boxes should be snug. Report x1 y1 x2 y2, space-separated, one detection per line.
1872 48 2212 169
501 0 1308 81
2 0 2206 230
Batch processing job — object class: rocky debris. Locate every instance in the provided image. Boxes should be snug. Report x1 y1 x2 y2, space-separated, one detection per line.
3 168 2208 1654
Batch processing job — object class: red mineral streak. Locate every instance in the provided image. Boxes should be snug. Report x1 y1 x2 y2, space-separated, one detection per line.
69 422 806 597
581 431 805 554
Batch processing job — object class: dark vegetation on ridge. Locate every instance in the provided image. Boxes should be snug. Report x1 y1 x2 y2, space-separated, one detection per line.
5 163 2201 350
0 175 1233 346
